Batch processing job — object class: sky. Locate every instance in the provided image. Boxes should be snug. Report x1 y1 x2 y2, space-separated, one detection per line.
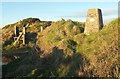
1 0 119 2
0 2 118 28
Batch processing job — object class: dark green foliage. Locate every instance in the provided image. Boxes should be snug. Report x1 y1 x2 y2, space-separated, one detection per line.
21 18 40 25
53 36 62 42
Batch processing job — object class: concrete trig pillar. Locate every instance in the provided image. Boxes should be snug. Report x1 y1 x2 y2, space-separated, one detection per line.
84 8 103 35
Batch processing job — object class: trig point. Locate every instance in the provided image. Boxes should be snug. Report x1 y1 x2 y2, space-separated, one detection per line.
84 8 103 35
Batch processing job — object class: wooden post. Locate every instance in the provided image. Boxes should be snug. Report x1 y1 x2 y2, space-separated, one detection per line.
23 26 26 45
41 26 43 32
14 25 19 37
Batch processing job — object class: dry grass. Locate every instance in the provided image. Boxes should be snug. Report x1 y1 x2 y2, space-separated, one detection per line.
2 18 119 77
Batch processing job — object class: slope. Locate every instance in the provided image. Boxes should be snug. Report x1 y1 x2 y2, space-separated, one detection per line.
2 18 119 77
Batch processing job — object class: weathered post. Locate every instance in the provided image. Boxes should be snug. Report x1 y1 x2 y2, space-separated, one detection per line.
14 25 19 37
41 26 43 32
23 26 26 45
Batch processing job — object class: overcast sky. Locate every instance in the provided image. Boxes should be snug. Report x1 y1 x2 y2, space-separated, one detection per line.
1 2 118 28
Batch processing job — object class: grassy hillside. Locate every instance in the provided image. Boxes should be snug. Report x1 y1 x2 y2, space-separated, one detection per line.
2 18 51 50
2 18 119 78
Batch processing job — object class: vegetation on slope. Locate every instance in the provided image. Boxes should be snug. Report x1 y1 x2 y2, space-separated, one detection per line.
2 18 51 50
2 18 119 78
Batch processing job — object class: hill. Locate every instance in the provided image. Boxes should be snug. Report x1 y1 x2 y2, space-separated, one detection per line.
2 18 51 50
2 18 119 77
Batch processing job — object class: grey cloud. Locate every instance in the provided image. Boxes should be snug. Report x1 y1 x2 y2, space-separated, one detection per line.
57 9 117 18
59 11 87 18
102 9 118 16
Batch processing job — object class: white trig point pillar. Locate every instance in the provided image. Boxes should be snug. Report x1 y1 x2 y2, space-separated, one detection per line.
84 8 103 35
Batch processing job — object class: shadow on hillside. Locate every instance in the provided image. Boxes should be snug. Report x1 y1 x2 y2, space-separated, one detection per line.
66 53 89 77
3 34 14 47
80 27 84 33
26 32 37 44
33 46 65 77
41 46 89 77
2 46 90 77
2 46 42 77
41 46 64 67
